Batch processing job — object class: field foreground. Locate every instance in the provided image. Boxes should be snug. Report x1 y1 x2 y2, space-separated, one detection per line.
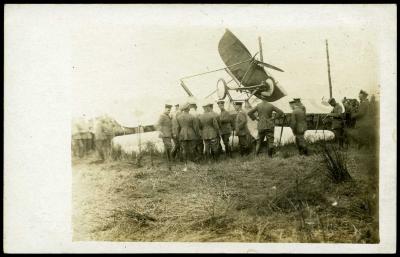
72 145 379 243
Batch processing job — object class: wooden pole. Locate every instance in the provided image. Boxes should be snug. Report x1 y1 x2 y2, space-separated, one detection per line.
258 37 263 62
326 40 333 98
180 80 194 97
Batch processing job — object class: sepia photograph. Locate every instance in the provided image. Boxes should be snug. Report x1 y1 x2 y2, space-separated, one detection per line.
4 4 397 253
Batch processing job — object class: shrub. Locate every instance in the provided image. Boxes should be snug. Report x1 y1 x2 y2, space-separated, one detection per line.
321 143 352 183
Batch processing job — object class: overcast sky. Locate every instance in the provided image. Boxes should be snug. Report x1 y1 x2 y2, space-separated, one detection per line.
66 5 388 126
6 4 389 126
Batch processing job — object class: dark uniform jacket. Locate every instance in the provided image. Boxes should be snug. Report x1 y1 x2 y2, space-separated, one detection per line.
299 103 306 113
172 111 181 138
290 107 308 135
330 103 344 129
352 99 369 128
177 112 199 140
235 110 249 136
94 120 109 140
157 113 173 138
199 112 220 140
248 101 284 131
218 110 234 135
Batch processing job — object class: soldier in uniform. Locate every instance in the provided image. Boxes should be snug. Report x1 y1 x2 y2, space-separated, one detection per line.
87 118 96 152
171 103 182 161
234 101 251 156
351 90 371 149
72 115 91 158
157 104 173 166
94 116 109 161
290 100 309 155
71 118 84 158
293 98 306 112
189 101 204 160
248 99 284 157
102 115 116 159
177 103 200 170
327 98 345 148
217 100 234 157
199 102 221 162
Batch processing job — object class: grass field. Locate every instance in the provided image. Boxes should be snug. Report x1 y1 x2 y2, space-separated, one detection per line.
72 142 379 243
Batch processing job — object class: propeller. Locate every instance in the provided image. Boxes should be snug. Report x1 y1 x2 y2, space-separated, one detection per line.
255 60 285 72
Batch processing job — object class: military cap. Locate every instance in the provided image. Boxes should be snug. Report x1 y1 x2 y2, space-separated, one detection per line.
217 99 225 104
233 101 243 106
165 103 173 108
181 102 191 110
359 90 368 96
328 98 336 104
289 100 296 104
293 98 302 102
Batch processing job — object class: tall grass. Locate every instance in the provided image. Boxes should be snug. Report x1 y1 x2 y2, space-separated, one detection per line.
321 143 352 183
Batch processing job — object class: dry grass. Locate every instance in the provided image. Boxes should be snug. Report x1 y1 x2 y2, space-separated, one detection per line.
72 142 379 243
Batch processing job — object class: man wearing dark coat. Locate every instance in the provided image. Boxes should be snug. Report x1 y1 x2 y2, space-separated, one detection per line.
248 99 284 157
234 101 251 156
199 102 221 161
290 100 309 155
157 104 173 165
177 103 200 170
327 98 345 148
217 100 234 157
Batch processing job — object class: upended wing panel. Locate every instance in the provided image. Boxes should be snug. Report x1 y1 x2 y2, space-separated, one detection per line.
218 29 286 102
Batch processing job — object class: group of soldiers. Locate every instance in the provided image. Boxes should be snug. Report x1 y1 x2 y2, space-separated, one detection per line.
326 89 378 149
72 89 377 165
71 114 121 161
157 99 238 168
157 97 304 169
157 89 378 167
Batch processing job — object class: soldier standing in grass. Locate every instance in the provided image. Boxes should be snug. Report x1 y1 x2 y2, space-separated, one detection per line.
209 102 223 153
177 103 199 170
94 116 108 162
327 98 345 148
217 99 234 157
189 101 203 160
71 118 84 158
351 90 372 149
157 104 173 167
199 102 221 162
248 99 284 157
72 115 91 158
171 103 182 161
293 98 306 113
234 101 251 156
289 100 309 156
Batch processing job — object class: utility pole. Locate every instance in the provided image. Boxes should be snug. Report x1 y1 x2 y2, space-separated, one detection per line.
258 36 263 62
326 39 333 98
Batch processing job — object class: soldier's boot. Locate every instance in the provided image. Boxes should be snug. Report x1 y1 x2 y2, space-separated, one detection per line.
171 147 177 159
226 146 232 158
166 150 172 170
298 146 303 155
255 140 262 155
204 152 211 164
239 147 244 157
268 148 275 158
212 150 219 162
179 149 184 162
339 137 345 149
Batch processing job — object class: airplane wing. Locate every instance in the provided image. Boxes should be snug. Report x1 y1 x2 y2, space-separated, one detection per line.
218 29 286 102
